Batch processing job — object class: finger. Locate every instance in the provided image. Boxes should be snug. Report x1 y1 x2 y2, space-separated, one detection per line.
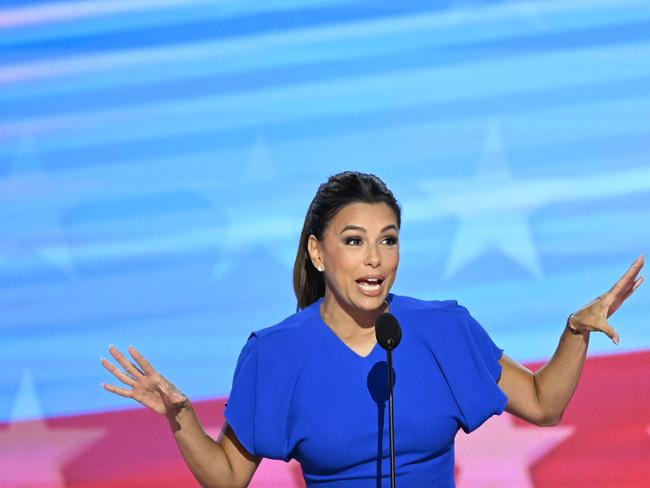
621 275 644 302
607 275 644 317
101 382 134 398
609 256 645 295
609 256 644 295
109 345 144 378
598 320 620 345
100 357 136 386
621 272 644 295
127 345 156 375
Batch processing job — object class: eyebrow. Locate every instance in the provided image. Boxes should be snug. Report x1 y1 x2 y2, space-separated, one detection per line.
339 224 398 234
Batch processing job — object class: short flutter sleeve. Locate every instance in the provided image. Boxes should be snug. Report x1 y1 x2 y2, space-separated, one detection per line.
459 305 504 384
403 299 508 435
452 304 507 433
223 332 294 461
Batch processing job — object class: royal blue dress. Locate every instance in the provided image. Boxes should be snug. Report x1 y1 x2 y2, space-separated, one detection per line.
224 293 507 487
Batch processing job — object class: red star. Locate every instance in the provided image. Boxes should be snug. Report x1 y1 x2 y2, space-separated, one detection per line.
0 371 105 487
455 413 573 487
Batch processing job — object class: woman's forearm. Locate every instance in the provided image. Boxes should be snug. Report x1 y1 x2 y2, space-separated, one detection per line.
167 403 237 488
532 256 644 424
533 324 590 424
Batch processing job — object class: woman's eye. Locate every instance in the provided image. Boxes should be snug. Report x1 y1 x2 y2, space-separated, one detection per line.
344 237 398 246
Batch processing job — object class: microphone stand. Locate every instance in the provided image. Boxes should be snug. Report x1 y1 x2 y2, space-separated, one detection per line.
376 312 401 488
387 347 396 488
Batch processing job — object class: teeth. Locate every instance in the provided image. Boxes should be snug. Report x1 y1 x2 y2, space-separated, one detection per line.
358 282 380 290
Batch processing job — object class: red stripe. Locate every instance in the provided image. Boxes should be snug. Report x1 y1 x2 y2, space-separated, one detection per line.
2 350 647 487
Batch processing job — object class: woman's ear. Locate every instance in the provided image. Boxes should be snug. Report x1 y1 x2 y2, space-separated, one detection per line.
307 235 324 272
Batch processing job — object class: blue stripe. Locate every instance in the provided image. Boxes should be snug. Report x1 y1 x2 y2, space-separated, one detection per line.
65 190 214 222
1 1 441 62
3 19 650 120
29 76 650 171
5 1 592 63
0 0 81 6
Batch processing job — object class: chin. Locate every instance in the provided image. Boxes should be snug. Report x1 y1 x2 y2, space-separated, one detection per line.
354 292 388 310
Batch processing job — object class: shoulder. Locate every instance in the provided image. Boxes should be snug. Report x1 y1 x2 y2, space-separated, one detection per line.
231 305 320 384
246 303 321 350
392 293 483 335
391 293 466 318
395 294 500 352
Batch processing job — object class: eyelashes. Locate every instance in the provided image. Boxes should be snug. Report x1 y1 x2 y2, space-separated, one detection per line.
381 237 398 246
345 237 361 246
344 237 398 246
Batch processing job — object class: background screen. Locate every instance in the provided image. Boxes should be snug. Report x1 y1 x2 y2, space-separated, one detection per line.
1 1 649 486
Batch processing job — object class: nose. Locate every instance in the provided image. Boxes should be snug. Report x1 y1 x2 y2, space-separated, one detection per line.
365 243 381 267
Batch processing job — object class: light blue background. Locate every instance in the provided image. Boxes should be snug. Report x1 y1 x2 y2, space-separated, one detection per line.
1 0 648 422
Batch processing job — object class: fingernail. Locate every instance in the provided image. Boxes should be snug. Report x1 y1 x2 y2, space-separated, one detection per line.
128 344 134 349
100 356 106 362
100 383 105 388
108 344 114 349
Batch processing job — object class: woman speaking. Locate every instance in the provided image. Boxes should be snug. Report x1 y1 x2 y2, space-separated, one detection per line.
100 171 644 487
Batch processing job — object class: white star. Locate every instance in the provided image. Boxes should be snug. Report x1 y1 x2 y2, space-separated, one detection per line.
0 124 74 274
180 184 301 282
455 413 573 487
0 370 105 487
249 458 303 488
244 127 275 183
420 121 544 280
187 137 302 282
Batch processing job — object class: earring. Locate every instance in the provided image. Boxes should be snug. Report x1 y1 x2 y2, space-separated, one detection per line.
317 266 324 272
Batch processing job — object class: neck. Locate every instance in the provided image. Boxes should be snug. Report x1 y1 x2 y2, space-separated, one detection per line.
320 289 389 340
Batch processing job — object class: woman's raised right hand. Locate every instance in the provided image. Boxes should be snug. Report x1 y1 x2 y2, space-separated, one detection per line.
100 345 189 416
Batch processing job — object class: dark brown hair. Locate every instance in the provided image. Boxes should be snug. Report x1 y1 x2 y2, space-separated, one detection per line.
293 171 402 310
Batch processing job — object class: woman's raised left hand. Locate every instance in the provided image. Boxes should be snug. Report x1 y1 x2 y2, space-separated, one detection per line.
568 255 644 344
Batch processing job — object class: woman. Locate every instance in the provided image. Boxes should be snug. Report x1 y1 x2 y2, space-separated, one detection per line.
101 171 644 487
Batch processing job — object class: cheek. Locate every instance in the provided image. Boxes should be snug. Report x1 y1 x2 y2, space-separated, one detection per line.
384 248 400 269
335 252 362 276
324 246 357 276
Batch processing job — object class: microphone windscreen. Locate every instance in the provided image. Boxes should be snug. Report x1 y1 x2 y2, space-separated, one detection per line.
375 313 402 351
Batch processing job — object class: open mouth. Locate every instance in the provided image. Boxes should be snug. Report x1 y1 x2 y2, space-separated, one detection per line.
355 277 384 293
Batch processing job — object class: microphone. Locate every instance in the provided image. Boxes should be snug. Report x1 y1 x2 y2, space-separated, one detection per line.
375 312 402 488
376 313 402 351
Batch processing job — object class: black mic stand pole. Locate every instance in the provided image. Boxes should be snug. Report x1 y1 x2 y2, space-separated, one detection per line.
376 312 401 488
387 347 396 488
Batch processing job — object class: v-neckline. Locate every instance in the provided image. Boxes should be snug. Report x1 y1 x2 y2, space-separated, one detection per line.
314 293 396 360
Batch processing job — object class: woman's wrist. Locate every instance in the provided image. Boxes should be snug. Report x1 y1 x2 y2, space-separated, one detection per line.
166 397 193 421
566 313 587 336
166 400 195 433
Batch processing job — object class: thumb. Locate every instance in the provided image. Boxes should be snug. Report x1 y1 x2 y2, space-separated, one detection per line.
169 390 187 405
600 320 620 345
157 381 187 405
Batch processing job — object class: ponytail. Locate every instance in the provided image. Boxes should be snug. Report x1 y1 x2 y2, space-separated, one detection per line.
293 211 326 311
